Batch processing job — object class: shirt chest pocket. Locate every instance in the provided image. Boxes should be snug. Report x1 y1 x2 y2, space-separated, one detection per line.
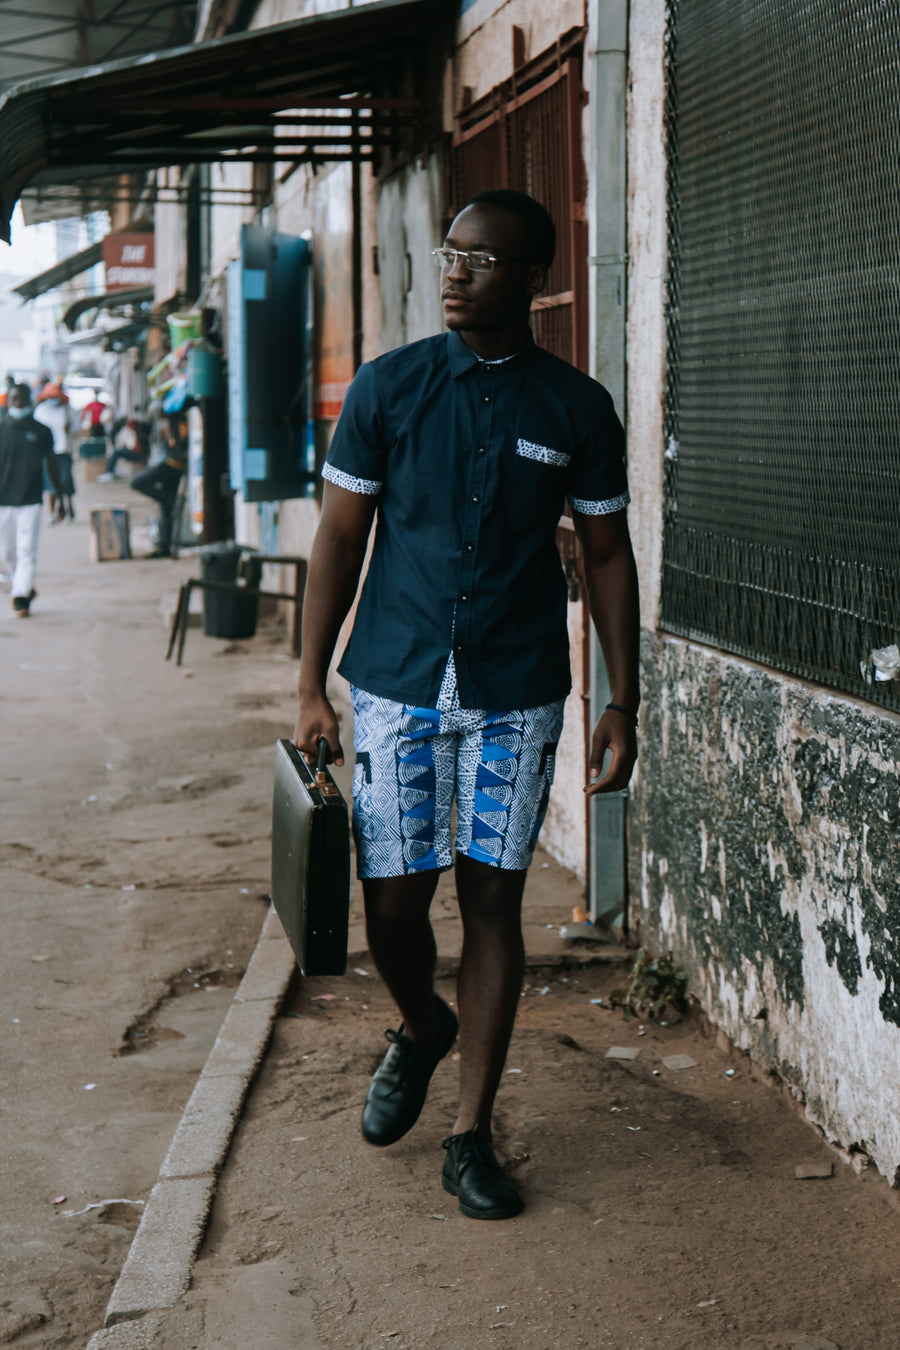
502 437 572 533
514 438 571 470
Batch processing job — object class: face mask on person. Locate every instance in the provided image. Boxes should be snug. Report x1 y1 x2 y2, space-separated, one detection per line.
7 405 30 419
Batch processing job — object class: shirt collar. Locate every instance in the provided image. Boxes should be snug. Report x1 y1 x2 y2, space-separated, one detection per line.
445 329 536 379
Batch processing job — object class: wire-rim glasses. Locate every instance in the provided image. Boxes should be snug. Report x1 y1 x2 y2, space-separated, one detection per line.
431 247 525 273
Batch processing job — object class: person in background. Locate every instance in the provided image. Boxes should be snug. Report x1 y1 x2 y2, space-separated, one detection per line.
0 383 63 617
98 416 150 482
0 374 15 418
129 411 187 557
33 383 77 522
81 388 110 440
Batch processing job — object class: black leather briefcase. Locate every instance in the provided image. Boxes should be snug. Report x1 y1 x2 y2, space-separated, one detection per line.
271 738 350 976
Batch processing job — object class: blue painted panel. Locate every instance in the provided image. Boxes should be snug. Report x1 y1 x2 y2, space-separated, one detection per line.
226 259 247 494
244 448 268 479
226 225 314 501
243 268 267 301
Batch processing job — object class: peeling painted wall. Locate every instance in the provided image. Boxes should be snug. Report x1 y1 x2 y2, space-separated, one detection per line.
542 597 588 884
452 0 585 107
629 635 900 1183
625 0 900 1185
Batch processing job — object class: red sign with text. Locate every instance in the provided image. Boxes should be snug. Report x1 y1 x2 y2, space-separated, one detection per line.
103 232 155 291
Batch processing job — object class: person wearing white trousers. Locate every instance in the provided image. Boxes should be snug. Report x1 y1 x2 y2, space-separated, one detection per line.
0 384 61 617
0 502 42 600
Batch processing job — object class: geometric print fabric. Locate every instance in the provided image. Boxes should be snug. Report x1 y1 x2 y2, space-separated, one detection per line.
350 659 565 879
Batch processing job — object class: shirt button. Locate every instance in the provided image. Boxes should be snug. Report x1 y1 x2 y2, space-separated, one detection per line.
456 643 464 653
460 594 469 603
471 494 480 503
482 395 490 404
476 446 486 455
465 544 474 553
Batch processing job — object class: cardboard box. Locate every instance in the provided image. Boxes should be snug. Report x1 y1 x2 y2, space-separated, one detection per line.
82 457 105 482
80 437 107 483
90 507 131 562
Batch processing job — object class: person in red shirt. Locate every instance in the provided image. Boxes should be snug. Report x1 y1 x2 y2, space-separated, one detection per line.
81 390 109 437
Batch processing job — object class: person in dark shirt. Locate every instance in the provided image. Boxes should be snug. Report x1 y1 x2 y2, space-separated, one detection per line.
129 411 187 557
0 384 62 616
293 190 640 1219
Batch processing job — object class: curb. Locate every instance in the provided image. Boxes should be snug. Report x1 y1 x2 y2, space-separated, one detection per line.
85 906 296 1348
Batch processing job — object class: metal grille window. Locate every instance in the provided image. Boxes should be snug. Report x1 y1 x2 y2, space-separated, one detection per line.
662 0 900 711
451 36 588 370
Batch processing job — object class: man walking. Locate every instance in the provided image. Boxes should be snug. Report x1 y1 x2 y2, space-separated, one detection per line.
34 382 78 521
0 384 63 617
293 189 640 1219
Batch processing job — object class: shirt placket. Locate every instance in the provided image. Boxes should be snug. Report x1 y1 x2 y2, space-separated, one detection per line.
452 365 495 707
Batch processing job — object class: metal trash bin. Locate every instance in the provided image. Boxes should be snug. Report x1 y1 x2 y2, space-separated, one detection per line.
199 542 261 639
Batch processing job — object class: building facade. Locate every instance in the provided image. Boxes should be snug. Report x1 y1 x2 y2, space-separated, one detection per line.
4 0 898 1185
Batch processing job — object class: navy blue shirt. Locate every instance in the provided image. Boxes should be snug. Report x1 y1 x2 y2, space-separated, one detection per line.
0 415 54 507
324 330 629 709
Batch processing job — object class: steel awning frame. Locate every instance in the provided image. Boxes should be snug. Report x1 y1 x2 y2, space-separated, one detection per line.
0 0 198 91
12 238 103 300
0 0 450 242
63 284 155 331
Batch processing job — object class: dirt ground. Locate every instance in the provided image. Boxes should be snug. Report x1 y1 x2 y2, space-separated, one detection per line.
3 475 900 1350
1 482 278 1347
156 947 900 1350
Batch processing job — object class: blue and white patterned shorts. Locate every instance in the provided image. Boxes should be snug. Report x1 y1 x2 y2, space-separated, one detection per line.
350 657 565 879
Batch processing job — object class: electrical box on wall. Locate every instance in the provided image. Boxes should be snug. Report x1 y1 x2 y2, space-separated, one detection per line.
227 224 313 502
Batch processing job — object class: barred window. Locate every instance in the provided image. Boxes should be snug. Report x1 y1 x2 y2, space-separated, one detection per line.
662 0 900 711
450 33 588 372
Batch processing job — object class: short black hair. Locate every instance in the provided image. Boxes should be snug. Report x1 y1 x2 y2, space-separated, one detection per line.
466 189 556 267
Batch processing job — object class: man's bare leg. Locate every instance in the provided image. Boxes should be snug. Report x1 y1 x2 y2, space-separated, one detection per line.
363 870 442 1044
450 853 527 1143
360 870 459 1147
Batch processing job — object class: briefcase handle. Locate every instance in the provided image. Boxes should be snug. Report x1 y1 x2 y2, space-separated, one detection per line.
314 737 340 798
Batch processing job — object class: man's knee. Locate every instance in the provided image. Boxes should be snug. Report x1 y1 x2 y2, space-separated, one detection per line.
363 871 439 928
455 855 527 928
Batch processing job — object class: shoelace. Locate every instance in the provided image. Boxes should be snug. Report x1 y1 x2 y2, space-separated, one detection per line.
442 1129 494 1176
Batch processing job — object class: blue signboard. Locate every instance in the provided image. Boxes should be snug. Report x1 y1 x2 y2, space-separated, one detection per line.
227 224 313 502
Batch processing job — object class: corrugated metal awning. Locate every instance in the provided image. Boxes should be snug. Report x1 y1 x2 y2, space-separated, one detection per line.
12 240 103 301
0 1 197 94
63 286 154 331
0 0 449 242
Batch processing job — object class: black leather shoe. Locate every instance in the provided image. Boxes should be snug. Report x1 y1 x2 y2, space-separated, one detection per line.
361 997 458 1147
441 1127 523 1220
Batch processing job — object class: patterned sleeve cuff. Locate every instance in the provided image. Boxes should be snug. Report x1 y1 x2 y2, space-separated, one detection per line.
322 462 383 495
568 490 630 516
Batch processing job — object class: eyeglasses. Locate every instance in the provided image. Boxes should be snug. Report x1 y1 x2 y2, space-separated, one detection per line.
431 247 527 273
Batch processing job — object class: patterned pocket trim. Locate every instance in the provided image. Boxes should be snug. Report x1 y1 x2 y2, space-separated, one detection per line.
515 438 571 469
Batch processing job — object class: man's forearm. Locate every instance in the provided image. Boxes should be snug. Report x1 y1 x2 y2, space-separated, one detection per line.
581 543 641 710
297 525 369 697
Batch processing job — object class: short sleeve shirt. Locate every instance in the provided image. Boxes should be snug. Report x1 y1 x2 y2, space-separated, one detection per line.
323 330 629 709
0 416 54 507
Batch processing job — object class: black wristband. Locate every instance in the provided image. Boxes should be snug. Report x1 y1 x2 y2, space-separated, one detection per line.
605 702 639 727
